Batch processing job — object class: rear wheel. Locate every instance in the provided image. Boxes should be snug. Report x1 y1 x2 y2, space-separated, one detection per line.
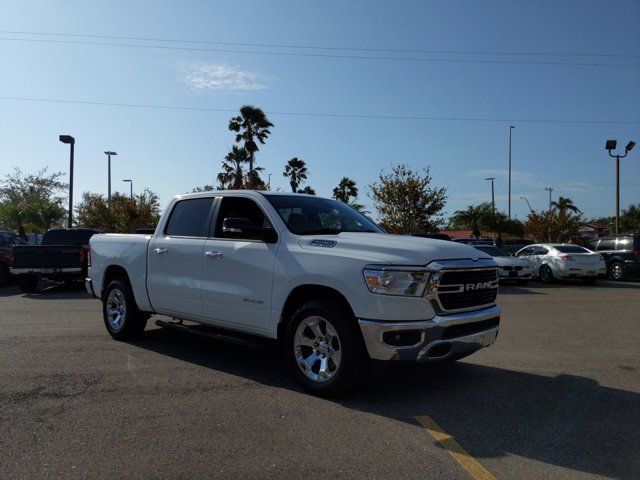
539 265 554 284
18 274 39 292
103 278 148 340
285 298 370 396
609 262 625 281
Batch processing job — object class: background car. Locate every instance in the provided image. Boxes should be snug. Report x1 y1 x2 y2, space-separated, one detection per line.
585 235 640 281
473 245 531 285
0 231 28 287
515 244 606 284
452 237 494 245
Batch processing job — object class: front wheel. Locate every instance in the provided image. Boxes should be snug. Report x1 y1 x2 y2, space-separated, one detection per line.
103 279 148 340
539 265 554 284
285 299 370 397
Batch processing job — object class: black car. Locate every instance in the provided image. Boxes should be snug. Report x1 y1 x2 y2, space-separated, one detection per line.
0 232 28 287
585 235 640 280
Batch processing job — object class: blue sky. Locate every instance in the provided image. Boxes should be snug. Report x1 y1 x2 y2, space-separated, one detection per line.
1 0 639 221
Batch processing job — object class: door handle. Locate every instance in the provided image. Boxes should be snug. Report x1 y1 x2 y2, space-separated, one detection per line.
205 251 223 259
153 248 168 256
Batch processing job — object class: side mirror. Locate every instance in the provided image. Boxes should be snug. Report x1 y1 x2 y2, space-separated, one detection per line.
222 217 278 243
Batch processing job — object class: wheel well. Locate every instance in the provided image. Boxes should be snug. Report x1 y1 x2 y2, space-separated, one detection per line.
102 265 131 298
277 285 355 342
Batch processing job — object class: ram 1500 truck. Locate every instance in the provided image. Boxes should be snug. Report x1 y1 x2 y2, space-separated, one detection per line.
87 191 500 395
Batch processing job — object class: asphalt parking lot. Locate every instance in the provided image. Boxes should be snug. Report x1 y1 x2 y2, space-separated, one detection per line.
1 280 639 480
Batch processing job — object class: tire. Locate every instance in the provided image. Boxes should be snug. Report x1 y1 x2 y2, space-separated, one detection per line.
608 262 625 281
285 298 370 397
539 265 554 284
102 278 148 340
18 274 39 292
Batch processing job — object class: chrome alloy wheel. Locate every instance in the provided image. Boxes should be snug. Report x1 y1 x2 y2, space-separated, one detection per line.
610 263 624 280
106 288 127 331
294 316 342 383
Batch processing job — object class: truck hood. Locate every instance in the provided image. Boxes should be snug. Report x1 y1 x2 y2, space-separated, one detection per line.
298 232 491 265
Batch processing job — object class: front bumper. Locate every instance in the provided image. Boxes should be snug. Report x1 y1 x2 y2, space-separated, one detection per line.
358 305 500 362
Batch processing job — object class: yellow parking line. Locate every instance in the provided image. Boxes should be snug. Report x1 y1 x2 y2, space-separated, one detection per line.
416 415 497 480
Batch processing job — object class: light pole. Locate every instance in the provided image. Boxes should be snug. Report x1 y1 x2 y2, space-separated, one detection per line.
606 139 636 235
122 179 133 199
508 125 515 218
485 177 496 216
520 196 534 214
545 187 554 212
267 173 272 190
59 135 75 228
104 151 117 203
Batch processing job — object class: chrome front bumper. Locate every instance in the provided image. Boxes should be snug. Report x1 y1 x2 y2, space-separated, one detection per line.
358 305 500 362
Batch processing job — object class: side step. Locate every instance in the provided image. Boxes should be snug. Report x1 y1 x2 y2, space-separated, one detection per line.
155 319 264 349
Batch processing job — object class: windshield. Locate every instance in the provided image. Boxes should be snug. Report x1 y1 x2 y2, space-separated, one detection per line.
474 246 509 257
264 195 383 235
554 245 590 254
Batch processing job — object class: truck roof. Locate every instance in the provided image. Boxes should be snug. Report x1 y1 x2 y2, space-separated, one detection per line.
174 190 317 201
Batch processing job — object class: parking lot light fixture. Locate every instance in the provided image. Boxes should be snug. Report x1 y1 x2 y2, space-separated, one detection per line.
122 179 133 199
520 196 534 214
104 151 117 204
606 139 636 235
59 135 75 228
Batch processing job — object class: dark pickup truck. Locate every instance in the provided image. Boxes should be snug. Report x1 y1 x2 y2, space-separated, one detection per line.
10 228 99 292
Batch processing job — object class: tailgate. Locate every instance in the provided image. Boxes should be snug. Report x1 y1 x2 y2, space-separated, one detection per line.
11 245 85 269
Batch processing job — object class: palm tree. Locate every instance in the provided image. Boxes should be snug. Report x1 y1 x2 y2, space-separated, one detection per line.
332 177 358 203
228 106 273 188
217 146 248 190
283 158 308 193
299 186 316 195
449 204 493 239
551 196 580 214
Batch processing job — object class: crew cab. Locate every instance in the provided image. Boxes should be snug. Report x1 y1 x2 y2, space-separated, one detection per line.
10 228 99 292
86 191 501 395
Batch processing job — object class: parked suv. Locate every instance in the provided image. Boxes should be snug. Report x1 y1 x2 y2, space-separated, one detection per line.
585 235 640 280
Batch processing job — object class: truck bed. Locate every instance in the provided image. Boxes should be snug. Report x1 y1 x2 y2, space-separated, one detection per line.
11 245 85 270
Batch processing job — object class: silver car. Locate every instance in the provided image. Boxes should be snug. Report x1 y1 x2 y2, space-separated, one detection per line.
474 245 532 285
515 243 606 284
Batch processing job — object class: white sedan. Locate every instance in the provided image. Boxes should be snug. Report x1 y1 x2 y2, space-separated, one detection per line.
515 243 606 284
473 245 532 284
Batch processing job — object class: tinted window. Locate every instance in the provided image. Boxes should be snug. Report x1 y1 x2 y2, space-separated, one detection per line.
555 245 590 254
165 198 213 237
518 247 535 256
42 229 98 245
597 239 615 251
265 195 382 235
617 237 632 250
585 240 598 251
215 197 269 239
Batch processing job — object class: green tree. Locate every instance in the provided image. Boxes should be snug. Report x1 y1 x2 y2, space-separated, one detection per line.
369 164 447 234
524 209 585 243
191 185 215 193
299 186 316 195
283 157 309 193
217 146 249 189
333 177 358 203
228 105 273 189
0 167 67 234
76 189 161 233
551 196 580 214
620 204 640 233
449 203 494 238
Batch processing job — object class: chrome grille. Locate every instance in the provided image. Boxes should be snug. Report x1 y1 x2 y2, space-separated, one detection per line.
435 267 498 312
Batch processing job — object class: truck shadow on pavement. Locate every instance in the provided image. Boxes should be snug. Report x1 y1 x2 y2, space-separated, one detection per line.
0 282 91 299
133 327 639 480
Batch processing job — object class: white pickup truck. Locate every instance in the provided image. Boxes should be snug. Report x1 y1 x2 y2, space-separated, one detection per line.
87 191 500 395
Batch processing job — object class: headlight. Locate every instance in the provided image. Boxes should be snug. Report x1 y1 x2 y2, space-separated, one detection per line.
363 268 430 296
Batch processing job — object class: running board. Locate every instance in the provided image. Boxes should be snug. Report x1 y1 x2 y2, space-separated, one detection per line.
155 319 263 349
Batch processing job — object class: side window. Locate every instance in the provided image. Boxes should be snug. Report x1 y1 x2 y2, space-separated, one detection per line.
519 247 534 256
617 237 632 250
597 240 614 251
538 247 549 255
585 240 598 251
215 197 270 240
165 198 214 237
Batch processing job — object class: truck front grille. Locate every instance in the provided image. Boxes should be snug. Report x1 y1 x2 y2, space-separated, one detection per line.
436 268 498 312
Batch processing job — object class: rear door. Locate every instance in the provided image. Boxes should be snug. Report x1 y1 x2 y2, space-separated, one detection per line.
200 195 279 335
147 197 215 317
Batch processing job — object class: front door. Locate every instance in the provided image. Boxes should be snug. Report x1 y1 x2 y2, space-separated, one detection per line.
147 197 215 317
200 196 279 336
